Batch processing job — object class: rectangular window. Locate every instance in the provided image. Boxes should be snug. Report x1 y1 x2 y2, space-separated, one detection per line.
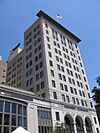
66 95 70 103
55 112 60 121
49 60 53 67
81 100 84 106
40 71 43 78
62 94 66 102
76 98 79 105
48 51 52 58
72 97 76 104
58 73 62 80
64 85 68 92
60 83 64 90
41 81 45 89
52 80 56 87
90 102 93 108
53 92 57 99
70 87 74 94
50 70 54 77
96 128 99 133
63 75 66 81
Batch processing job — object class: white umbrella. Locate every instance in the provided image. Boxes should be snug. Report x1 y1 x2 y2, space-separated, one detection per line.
12 126 30 133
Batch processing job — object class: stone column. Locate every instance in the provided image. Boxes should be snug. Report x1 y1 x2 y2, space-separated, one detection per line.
73 122 77 133
83 122 87 133
91 123 95 133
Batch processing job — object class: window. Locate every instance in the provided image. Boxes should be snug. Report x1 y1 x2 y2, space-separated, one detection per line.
66 95 70 103
76 98 79 105
50 70 54 77
58 73 62 80
86 84 89 90
90 102 93 108
74 88 77 95
46 30 49 34
35 64 39 71
62 94 66 102
70 87 74 94
47 44 51 49
40 71 43 78
82 91 85 97
30 78 33 85
49 60 53 67
0 101 3 112
36 84 40 91
60 58 63 64
53 92 57 99
63 75 66 81
52 80 56 87
48 51 52 58
61 66 64 72
79 90 82 96
88 93 91 98
12 103 16 114
96 128 99 133
47 36 50 42
84 101 87 107
26 80 29 87
56 56 59 62
55 112 60 121
68 77 72 84
72 79 75 85
41 81 45 89
45 23 48 28
72 97 76 104
57 64 60 70
5 102 10 112
81 100 84 106
60 83 64 90
64 85 68 92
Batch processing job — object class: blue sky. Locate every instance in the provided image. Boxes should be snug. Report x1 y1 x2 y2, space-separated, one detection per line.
0 0 100 89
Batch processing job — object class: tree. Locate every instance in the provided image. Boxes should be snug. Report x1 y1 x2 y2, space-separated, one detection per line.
92 76 100 124
53 122 70 133
92 76 100 106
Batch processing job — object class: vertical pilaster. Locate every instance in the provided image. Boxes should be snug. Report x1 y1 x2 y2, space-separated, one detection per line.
73 122 77 133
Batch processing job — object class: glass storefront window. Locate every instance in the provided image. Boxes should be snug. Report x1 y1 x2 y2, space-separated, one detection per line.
18 116 22 126
0 101 3 112
23 106 27 116
4 114 10 125
11 115 16 126
4 127 9 133
5 102 10 113
18 105 22 115
11 127 16 132
0 113 2 124
23 117 27 127
12 103 17 114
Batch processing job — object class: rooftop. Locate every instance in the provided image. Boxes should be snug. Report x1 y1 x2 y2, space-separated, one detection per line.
37 10 81 43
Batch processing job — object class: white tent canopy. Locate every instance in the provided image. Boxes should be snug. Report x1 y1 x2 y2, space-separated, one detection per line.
12 126 30 133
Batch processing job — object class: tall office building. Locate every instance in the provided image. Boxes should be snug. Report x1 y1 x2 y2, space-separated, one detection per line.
0 56 7 84
6 11 100 133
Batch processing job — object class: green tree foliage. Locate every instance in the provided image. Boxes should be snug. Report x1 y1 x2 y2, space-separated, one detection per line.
53 122 70 133
92 76 100 106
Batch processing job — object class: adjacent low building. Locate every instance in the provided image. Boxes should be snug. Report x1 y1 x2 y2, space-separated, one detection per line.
0 84 100 133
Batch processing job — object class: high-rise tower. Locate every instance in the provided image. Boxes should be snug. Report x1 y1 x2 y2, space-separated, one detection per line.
6 11 100 133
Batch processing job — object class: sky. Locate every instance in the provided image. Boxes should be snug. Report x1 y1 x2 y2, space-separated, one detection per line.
0 0 100 89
